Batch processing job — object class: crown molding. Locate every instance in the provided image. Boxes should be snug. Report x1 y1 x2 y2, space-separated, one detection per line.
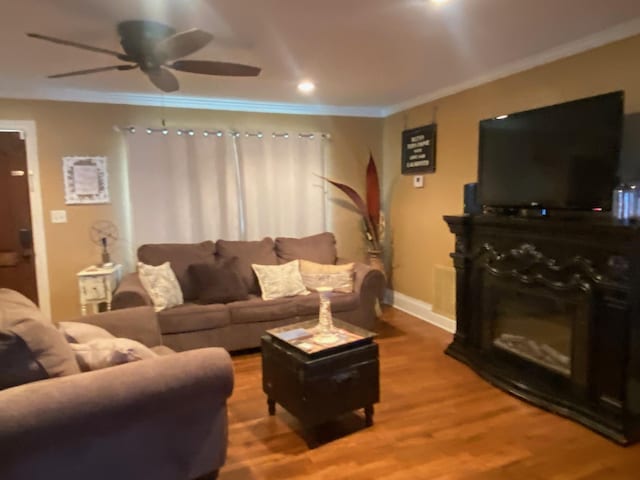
0 87 385 118
382 17 640 117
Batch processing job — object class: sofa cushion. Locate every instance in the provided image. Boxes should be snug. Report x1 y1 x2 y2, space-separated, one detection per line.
157 303 231 335
216 238 278 294
251 260 310 301
70 338 158 372
150 345 176 356
138 241 216 301
0 288 51 324
299 259 355 293
228 295 298 325
0 289 80 390
275 232 338 264
293 291 360 317
58 321 114 343
189 257 249 304
138 262 184 312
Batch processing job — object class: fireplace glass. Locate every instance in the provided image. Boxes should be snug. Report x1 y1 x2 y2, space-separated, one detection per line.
491 287 574 377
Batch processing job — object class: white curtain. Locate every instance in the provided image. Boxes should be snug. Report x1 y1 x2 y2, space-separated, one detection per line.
123 129 327 249
123 131 242 247
236 133 326 240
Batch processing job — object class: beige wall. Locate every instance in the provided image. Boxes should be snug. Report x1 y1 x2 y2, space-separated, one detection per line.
382 34 640 312
8 33 640 321
0 99 382 320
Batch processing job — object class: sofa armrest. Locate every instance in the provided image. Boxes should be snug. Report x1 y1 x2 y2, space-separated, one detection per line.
352 262 386 301
111 272 153 309
68 306 163 347
0 348 233 480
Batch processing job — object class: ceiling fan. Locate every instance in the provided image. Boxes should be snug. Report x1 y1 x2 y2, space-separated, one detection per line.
26 20 261 92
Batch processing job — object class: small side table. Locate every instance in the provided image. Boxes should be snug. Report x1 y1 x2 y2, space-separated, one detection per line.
77 264 122 315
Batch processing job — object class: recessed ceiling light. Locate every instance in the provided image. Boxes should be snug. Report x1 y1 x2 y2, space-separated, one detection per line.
431 0 449 4
297 81 316 94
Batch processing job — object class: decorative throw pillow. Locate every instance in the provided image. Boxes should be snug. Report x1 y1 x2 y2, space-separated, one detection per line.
58 321 115 344
189 257 249 304
251 260 310 301
137 261 184 312
216 238 279 294
0 289 80 390
299 260 355 293
70 338 157 372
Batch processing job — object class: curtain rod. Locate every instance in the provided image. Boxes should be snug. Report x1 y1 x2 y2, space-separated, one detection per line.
113 125 330 139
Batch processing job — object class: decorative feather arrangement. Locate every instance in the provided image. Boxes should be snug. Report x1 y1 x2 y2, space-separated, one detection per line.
320 153 383 250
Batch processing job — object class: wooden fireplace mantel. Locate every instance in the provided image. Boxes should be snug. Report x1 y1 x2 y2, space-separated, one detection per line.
443 213 640 445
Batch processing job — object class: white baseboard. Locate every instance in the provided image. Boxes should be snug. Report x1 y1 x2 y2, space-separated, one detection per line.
383 289 456 333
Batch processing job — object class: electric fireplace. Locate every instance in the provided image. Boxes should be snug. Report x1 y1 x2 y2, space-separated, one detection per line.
444 214 640 445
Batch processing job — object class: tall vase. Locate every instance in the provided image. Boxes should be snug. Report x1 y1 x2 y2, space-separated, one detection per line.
367 249 385 318
367 249 385 276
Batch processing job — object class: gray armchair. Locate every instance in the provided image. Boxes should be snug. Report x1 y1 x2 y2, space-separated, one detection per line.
0 305 234 480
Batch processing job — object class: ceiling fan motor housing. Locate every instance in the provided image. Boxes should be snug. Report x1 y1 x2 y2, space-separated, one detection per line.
117 20 175 70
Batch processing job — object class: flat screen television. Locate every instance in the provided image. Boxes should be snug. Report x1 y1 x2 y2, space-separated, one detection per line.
478 91 624 212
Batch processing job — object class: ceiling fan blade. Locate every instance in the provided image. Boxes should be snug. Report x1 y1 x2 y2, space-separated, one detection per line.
169 60 261 77
48 64 137 79
147 68 179 92
154 28 213 61
27 32 125 58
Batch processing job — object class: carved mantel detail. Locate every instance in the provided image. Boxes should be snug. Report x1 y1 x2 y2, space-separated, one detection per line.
475 242 609 293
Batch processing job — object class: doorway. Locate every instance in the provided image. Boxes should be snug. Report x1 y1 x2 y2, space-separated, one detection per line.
0 121 50 317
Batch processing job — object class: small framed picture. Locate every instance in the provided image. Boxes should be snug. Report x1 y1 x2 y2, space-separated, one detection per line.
401 124 437 175
63 156 110 204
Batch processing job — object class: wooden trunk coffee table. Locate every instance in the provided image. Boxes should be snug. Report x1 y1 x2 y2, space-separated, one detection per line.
261 318 379 447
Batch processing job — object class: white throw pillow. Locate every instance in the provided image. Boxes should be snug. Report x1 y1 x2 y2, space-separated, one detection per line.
70 337 157 372
137 261 184 312
251 260 310 301
299 260 355 293
58 321 114 343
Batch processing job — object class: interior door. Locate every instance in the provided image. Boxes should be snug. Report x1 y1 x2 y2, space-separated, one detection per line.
0 131 38 303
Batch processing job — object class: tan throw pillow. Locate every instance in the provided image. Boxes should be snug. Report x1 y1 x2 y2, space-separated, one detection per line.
58 321 115 343
70 338 157 372
299 260 355 293
138 261 184 312
251 260 310 301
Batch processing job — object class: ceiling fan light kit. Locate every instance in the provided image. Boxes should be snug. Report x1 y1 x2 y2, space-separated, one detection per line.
27 20 261 92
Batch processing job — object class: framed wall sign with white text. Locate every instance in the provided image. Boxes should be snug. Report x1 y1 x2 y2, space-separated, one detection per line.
401 124 437 174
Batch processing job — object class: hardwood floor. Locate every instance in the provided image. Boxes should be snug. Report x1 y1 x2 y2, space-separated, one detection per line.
220 307 640 479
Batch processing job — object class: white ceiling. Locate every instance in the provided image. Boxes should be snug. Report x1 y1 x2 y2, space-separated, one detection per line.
2 0 640 117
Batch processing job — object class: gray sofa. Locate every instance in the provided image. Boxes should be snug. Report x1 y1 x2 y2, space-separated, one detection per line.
0 289 233 480
112 233 386 352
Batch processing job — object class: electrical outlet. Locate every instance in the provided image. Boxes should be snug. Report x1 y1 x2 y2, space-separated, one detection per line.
413 175 424 188
50 210 67 223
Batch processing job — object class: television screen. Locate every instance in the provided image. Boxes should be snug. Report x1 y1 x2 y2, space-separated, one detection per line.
478 91 624 211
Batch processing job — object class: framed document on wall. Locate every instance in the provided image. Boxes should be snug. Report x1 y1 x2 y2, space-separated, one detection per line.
63 156 110 204
401 124 436 174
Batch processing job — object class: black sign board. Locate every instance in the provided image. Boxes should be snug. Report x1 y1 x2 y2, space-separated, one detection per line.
401 124 436 174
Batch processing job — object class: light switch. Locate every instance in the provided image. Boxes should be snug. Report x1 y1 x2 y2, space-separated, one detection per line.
50 210 67 223
413 175 424 189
